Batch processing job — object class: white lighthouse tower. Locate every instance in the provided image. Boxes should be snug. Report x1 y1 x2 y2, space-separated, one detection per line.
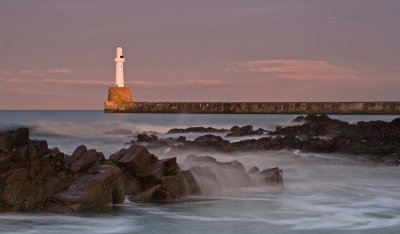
105 46 133 111
115 46 125 87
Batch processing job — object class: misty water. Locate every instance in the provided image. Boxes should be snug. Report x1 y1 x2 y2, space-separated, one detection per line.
0 111 399 233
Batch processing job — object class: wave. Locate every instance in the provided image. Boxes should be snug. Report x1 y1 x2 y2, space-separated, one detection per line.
11 122 277 139
14 122 175 137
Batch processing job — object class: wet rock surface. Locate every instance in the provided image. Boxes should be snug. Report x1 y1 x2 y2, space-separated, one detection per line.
132 115 400 165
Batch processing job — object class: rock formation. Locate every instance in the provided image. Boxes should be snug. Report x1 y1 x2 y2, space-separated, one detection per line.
0 128 283 212
0 128 124 212
132 115 400 165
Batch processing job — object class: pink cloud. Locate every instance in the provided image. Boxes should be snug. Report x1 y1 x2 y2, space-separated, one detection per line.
0 86 67 96
0 77 25 83
127 81 167 87
184 79 223 86
225 59 369 81
46 68 71 74
128 80 223 87
40 79 110 85
1 74 224 89
19 68 71 76
19 70 44 76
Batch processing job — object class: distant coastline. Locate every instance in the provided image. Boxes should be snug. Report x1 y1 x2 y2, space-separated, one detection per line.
104 101 400 114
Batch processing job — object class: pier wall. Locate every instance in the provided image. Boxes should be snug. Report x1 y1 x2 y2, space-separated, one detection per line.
104 102 400 114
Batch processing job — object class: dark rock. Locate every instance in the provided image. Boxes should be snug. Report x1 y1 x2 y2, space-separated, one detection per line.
193 134 233 152
0 129 124 212
137 133 159 142
110 144 189 202
69 148 105 174
110 144 158 177
55 165 124 211
167 127 228 134
390 118 400 127
226 125 264 137
70 145 87 161
0 128 29 152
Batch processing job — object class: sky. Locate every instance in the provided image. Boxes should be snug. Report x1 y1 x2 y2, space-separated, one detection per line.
0 0 399 110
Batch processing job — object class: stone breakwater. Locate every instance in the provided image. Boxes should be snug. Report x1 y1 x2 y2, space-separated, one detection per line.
104 101 400 114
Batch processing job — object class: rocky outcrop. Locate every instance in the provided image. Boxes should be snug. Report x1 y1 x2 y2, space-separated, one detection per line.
130 115 400 165
109 144 191 202
0 128 124 212
1 128 286 212
0 129 192 211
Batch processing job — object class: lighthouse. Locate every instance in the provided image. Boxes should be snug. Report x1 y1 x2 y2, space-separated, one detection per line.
105 46 133 112
115 46 125 87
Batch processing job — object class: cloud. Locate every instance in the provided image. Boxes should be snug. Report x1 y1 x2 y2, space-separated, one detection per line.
184 79 223 86
225 59 369 81
40 79 110 85
19 68 71 76
127 81 167 87
126 80 223 87
0 86 68 96
0 77 25 83
0 76 223 88
46 68 71 74
394 65 400 71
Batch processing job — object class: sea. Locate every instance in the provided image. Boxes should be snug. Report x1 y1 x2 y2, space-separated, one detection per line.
0 110 399 234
